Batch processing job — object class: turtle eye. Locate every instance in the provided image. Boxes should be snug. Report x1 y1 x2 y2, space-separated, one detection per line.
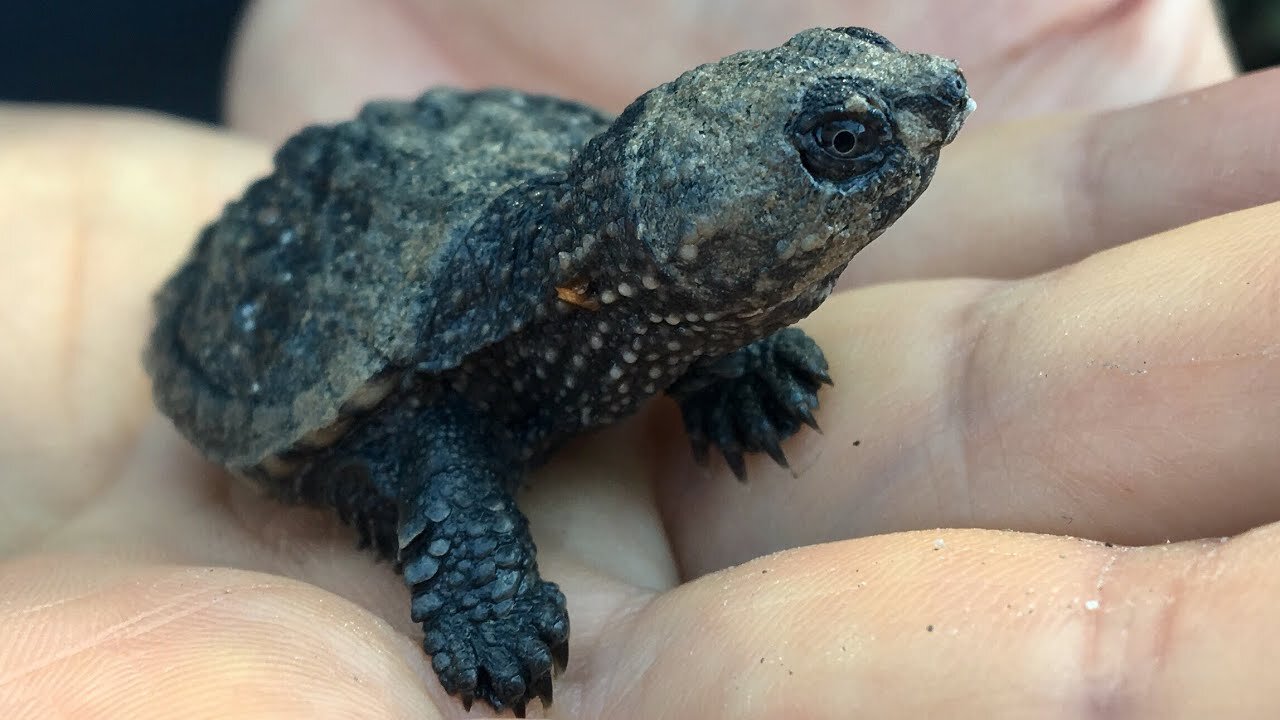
792 109 893 183
833 26 899 52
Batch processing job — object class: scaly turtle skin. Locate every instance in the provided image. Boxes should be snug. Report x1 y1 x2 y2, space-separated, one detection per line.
145 27 972 716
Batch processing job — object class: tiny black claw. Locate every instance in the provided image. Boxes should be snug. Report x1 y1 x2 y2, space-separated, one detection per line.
723 448 747 481
533 672 554 705
683 401 709 464
551 640 569 672
461 694 474 712
513 700 527 718
689 432 709 465
762 436 789 468
795 404 822 433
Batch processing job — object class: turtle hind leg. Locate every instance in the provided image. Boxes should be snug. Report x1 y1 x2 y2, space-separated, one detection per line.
311 459 400 559
250 451 401 561
390 399 567 716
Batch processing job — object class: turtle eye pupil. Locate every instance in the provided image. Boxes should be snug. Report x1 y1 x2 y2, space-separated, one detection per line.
830 128 859 155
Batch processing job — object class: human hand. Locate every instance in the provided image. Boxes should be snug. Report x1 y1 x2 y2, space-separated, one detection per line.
226 0 1234 142
5 9 1280 720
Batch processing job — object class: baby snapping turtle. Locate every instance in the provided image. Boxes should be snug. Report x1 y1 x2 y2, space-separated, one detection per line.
146 27 971 715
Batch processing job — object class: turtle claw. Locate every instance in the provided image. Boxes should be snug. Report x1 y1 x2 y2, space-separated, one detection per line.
761 435 789 468
533 671 554 706
724 448 748 482
551 637 569 673
795 404 822 434
671 327 830 480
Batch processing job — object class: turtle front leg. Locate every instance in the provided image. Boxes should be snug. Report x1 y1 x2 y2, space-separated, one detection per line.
668 327 832 480
378 400 567 717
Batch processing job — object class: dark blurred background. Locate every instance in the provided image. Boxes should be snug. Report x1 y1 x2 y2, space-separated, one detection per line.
0 2 245 122
1228 0 1280 69
0 1 1276 124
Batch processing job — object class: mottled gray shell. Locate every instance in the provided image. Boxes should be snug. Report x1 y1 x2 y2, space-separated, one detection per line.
146 89 612 468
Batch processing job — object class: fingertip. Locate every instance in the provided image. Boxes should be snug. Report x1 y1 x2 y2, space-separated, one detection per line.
583 527 1280 719
0 558 443 719
845 68 1280 288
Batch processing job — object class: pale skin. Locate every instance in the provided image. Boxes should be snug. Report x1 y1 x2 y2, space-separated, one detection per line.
3 1 1280 718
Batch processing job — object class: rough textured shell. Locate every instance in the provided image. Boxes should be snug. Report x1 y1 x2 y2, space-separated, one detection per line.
146 89 612 468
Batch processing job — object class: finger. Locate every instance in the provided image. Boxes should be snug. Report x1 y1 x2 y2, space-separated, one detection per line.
225 0 1232 143
0 558 441 719
656 201 1280 576
579 526 1280 719
0 108 269 546
844 68 1280 286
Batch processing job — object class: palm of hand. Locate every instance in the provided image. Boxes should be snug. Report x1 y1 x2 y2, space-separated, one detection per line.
5 3 1280 718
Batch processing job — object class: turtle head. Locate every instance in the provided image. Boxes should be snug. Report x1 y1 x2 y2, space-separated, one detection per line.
597 26 972 335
